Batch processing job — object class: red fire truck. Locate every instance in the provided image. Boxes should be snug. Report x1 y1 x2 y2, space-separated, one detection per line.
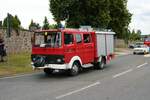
144 37 150 46
31 28 115 76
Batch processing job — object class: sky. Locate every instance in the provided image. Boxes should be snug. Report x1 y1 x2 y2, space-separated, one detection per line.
0 0 150 35
128 0 150 35
0 0 56 29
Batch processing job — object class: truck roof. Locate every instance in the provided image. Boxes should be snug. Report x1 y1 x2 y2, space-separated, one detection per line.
95 31 115 35
34 29 115 35
34 28 94 33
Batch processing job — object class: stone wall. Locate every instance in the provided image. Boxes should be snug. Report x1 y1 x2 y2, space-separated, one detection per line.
0 28 33 54
115 39 127 48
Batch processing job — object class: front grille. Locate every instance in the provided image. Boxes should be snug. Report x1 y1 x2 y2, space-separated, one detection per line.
31 54 64 64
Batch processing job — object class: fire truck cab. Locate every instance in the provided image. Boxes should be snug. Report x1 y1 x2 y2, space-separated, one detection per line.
31 28 115 76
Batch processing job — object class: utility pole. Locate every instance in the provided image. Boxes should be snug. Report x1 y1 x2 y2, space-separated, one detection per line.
6 13 11 37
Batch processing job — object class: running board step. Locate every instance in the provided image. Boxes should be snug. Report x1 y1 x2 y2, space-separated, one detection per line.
82 64 93 68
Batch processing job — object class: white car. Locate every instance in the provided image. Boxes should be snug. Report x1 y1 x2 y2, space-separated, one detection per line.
133 45 149 54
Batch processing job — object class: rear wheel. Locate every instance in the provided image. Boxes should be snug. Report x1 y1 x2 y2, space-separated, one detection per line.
69 62 79 76
95 58 105 69
44 68 53 75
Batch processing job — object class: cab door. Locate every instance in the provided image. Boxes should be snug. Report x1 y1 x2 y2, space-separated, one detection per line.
82 33 94 63
64 32 76 63
75 33 84 63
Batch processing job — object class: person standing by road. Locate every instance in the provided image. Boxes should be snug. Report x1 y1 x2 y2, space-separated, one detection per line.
0 38 6 62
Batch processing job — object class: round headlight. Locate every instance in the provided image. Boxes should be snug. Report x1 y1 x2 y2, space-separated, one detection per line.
57 59 61 63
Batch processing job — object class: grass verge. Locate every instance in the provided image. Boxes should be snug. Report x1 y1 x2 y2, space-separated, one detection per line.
0 53 35 77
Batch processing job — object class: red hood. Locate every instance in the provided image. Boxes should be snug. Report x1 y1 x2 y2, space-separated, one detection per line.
32 47 64 55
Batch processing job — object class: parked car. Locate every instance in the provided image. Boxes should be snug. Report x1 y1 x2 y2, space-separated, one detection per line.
128 43 135 49
133 45 149 54
134 42 144 48
128 42 144 49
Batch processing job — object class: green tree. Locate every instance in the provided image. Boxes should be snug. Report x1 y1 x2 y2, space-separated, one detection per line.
129 29 141 41
29 20 41 31
13 15 21 30
123 28 131 44
3 14 21 30
0 21 2 27
136 29 141 40
108 0 132 38
49 0 132 38
129 29 135 41
49 24 57 29
42 16 50 30
50 0 111 28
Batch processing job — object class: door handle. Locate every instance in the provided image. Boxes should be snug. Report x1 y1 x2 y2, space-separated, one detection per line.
86 46 92 48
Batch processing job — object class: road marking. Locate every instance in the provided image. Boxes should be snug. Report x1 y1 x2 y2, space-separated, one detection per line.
136 62 148 68
144 54 150 57
0 73 40 80
56 81 100 99
113 69 133 78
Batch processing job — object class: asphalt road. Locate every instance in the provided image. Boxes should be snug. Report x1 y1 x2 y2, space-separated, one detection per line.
0 54 150 100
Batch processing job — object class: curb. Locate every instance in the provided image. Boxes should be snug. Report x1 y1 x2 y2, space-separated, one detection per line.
115 52 131 57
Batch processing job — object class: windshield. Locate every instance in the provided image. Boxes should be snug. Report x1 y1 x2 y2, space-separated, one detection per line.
135 45 147 48
145 37 150 42
34 32 61 48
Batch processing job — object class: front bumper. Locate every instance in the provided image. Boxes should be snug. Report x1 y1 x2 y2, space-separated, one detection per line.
133 50 145 54
31 62 69 70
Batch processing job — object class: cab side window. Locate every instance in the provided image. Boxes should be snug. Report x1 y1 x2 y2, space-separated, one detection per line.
83 34 91 43
64 33 73 45
76 34 82 44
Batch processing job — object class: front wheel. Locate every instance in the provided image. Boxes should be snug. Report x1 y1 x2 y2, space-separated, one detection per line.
44 68 53 75
69 62 79 76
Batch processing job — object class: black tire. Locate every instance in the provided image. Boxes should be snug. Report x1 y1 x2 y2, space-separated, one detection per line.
100 59 105 69
69 62 79 76
95 58 105 70
133 52 136 55
44 68 53 75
